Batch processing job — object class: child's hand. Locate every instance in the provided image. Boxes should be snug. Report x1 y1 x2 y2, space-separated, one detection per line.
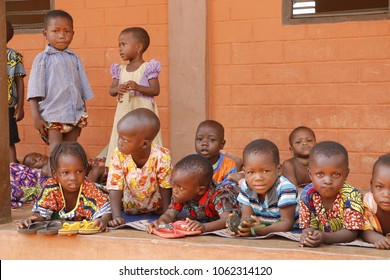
235 216 261 237
32 116 46 136
17 215 39 229
93 218 109 232
14 105 24 122
124 80 139 92
146 220 165 233
374 236 390 250
108 217 126 227
299 229 323 247
185 218 206 233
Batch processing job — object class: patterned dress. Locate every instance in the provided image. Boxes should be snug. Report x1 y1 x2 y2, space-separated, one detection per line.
33 178 111 221
10 163 47 208
170 181 239 222
299 183 364 232
106 144 172 214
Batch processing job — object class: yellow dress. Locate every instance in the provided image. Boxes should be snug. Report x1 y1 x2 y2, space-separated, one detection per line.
105 60 162 166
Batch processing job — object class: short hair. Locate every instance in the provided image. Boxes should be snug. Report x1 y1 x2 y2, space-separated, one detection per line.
372 153 390 176
118 108 160 141
44 10 73 29
6 20 14 42
197 120 225 139
121 27 150 53
309 141 349 167
288 126 316 145
243 139 280 165
174 154 213 187
49 142 89 172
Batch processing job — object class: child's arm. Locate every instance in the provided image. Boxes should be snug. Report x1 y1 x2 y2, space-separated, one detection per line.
109 79 129 97
159 186 172 214
108 190 126 227
361 230 390 249
17 213 45 229
186 212 231 233
14 76 25 121
125 78 160 97
282 160 298 187
29 98 46 135
146 209 177 233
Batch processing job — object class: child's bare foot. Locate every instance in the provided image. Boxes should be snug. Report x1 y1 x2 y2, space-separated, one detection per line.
87 158 106 183
227 171 245 183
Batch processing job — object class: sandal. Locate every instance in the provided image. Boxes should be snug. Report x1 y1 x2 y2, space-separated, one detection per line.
226 212 256 234
172 220 202 236
17 221 47 234
58 222 82 235
152 224 185 238
37 220 63 235
78 220 99 235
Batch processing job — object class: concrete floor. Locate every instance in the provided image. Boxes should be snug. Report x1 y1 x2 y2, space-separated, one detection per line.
1 206 389 260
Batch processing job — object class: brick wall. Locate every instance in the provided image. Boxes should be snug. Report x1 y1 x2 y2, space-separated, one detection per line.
9 0 169 159
209 0 390 190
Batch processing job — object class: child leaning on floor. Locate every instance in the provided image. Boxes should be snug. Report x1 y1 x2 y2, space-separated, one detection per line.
234 139 299 237
106 26 162 166
299 141 364 247
361 154 390 249
17 142 111 232
195 120 238 186
6 20 26 163
147 154 240 233
27 10 94 153
107 108 172 227
282 126 316 191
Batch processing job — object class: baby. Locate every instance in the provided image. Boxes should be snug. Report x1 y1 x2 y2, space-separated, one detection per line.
361 154 390 249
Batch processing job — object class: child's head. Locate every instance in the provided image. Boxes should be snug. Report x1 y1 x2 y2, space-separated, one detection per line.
195 120 225 165
23 152 49 169
288 126 316 159
43 10 74 51
308 141 349 200
171 154 213 203
370 154 390 212
6 20 14 43
50 142 89 193
118 27 150 60
117 108 160 155
243 139 281 196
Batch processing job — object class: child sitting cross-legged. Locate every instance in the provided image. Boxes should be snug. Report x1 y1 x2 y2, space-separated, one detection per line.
17 142 112 233
234 139 299 237
147 154 240 233
299 141 364 247
361 154 390 249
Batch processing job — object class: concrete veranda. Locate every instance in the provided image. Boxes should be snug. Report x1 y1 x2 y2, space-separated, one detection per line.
1 205 389 260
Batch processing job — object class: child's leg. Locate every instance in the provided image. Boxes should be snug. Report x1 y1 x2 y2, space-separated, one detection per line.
9 144 17 163
63 127 81 142
48 129 63 153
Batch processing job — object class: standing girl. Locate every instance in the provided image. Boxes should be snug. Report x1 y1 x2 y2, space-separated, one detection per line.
106 27 162 166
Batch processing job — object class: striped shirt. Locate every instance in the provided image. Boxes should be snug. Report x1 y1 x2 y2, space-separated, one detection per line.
238 175 299 225
27 45 94 123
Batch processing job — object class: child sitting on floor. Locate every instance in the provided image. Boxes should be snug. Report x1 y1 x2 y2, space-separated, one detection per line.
17 142 111 232
147 154 240 233
195 120 238 186
299 141 364 247
107 108 172 227
235 139 299 237
361 154 390 249
282 126 316 190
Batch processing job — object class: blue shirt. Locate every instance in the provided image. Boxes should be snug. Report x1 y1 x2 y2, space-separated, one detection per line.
27 45 94 123
238 175 299 225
